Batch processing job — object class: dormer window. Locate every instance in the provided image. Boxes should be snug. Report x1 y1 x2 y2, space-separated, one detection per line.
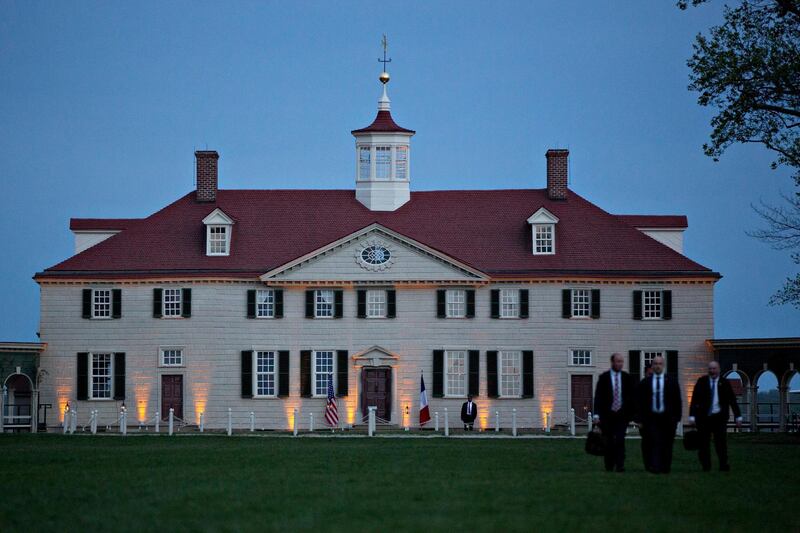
202 208 234 257
527 207 559 256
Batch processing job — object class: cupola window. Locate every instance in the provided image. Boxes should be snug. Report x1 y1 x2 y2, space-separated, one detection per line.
359 146 371 180
375 146 391 179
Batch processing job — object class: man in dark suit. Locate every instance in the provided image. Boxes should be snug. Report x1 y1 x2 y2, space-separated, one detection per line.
640 362 654 471
593 353 635 472
689 360 742 471
635 355 682 474
461 395 477 431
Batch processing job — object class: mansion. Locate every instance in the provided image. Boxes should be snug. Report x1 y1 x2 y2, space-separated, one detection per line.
32 70 719 431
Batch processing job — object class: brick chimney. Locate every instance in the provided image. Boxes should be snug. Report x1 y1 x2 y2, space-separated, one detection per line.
195 150 219 203
545 149 569 200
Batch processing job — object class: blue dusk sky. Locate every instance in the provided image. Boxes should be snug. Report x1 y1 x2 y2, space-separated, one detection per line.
0 1 797 341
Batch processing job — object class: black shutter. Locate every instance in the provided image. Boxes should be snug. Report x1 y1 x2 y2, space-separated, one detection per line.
274 289 284 318
591 289 600 319
112 289 122 319
305 290 315 318
247 290 257 318
300 350 312 397
663 290 672 320
387 290 396 318
466 289 475 318
666 350 679 383
519 289 529 319
278 351 290 397
490 289 500 318
468 350 479 397
433 350 444 397
562 289 571 318
357 290 367 318
77 352 89 400
181 288 192 317
633 290 643 320
334 290 344 318
241 351 253 398
337 350 348 397
436 290 446 318
487 351 499 398
113 352 125 400
153 288 163 318
82 289 92 319
522 351 534 398
629 350 641 384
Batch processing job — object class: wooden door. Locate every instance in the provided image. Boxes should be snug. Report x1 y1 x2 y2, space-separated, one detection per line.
361 368 392 421
571 375 593 420
161 375 183 420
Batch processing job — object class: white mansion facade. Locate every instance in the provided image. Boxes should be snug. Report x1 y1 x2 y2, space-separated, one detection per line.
35 73 719 430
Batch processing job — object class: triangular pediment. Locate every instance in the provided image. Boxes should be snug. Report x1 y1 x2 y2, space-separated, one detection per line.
527 207 559 224
202 208 234 225
260 223 487 283
351 346 400 367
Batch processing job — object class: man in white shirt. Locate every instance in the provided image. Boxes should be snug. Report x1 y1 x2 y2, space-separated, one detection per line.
635 355 682 474
689 361 742 471
592 353 634 472
461 395 477 431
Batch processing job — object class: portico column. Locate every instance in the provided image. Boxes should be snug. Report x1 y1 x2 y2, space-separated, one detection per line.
30 389 39 432
749 385 759 432
778 386 788 432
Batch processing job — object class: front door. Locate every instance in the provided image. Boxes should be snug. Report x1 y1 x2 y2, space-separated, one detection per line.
361 368 391 422
571 375 593 421
161 375 183 420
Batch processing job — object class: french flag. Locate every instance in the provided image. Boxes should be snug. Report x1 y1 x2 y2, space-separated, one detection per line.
419 374 431 426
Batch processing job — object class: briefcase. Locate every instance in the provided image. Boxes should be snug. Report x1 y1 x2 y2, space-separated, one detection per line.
683 429 700 451
585 428 605 456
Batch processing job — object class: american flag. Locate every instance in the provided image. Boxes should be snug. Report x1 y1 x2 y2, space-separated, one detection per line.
324 372 339 427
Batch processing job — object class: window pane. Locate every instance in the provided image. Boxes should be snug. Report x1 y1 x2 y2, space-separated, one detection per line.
375 146 391 179
367 290 386 318
446 289 466 318
571 289 590 317
256 351 276 396
161 349 183 366
535 225 553 253
93 289 111 318
571 349 592 366
395 146 407 180
446 351 466 396
500 351 521 396
91 353 112 399
643 290 662 319
163 289 182 316
500 289 519 318
315 351 334 396
256 289 274 317
359 147 371 180
209 226 228 254
316 290 334 317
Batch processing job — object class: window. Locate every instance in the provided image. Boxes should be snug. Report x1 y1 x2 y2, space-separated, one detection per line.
395 146 408 180
642 351 664 373
90 353 112 399
255 351 277 397
571 289 590 318
570 349 593 366
643 290 662 319
161 348 183 367
92 289 111 319
446 289 466 318
500 289 519 318
208 226 229 255
500 351 522 397
315 290 334 318
314 350 335 396
163 289 182 317
375 146 391 179
367 290 386 318
256 289 275 318
359 146 371 180
534 224 554 254
445 350 467 397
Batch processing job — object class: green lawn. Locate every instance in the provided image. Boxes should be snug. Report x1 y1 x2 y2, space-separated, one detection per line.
0 433 797 532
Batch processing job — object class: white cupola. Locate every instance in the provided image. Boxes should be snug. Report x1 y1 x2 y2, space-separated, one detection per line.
351 65 415 211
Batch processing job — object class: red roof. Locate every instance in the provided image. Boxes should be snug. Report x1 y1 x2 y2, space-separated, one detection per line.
38 189 718 280
351 110 415 135
617 215 688 229
70 218 142 231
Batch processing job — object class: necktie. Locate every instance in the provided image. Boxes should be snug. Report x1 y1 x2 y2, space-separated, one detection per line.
655 376 662 412
612 373 621 412
710 379 717 415
467 402 471 415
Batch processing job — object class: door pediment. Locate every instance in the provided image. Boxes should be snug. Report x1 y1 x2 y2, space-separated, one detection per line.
352 345 399 368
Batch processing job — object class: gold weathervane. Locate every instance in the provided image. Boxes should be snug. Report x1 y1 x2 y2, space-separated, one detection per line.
379 34 391 84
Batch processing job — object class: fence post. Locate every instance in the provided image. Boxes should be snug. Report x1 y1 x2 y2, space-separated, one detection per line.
168 408 174 436
309 412 314 433
512 408 517 437
62 404 69 434
91 410 97 434
434 411 439 432
587 411 593 432
677 421 684 437
199 412 204 433
368 406 376 437
70 408 78 434
444 408 449 437
570 408 576 436
120 408 127 436
495 410 500 432
544 411 550 434
155 410 160 433
227 408 232 436
293 408 298 437
250 412 255 433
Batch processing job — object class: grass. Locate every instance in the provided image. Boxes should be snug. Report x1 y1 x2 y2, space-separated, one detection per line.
0 433 798 532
